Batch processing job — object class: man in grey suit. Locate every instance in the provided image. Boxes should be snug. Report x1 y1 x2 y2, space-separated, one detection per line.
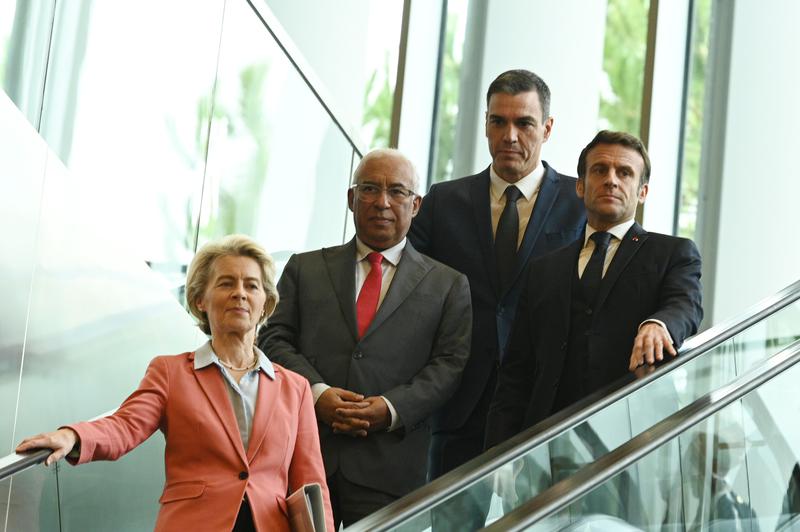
258 148 472 528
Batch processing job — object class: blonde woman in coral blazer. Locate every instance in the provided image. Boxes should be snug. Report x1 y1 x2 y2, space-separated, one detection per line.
17 235 333 532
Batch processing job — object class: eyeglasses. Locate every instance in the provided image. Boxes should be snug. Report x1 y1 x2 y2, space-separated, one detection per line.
351 183 417 203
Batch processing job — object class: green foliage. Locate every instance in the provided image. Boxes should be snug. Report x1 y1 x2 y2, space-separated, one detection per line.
433 12 462 184
185 62 273 249
600 0 711 238
598 0 649 134
678 0 711 238
362 56 394 149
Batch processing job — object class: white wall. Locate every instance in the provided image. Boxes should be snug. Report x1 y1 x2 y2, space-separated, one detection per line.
711 0 800 321
468 0 608 176
707 3 800 528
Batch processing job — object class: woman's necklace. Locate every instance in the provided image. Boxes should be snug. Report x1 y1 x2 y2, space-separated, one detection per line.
212 341 259 372
218 355 258 372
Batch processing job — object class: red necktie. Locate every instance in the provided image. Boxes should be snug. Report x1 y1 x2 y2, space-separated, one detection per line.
356 252 384 337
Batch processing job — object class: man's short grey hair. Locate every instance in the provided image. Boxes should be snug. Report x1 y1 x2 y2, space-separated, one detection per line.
352 148 420 193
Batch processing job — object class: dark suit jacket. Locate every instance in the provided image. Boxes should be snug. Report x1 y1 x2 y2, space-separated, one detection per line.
485 223 703 448
408 163 586 430
258 239 471 497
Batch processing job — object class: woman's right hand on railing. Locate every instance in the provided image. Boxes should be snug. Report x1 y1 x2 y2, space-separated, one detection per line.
15 428 79 466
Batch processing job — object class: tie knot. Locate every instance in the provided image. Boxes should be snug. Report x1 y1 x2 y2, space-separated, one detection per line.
367 252 384 266
504 185 522 203
590 231 612 249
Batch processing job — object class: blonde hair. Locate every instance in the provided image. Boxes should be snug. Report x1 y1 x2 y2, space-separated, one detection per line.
185 234 279 335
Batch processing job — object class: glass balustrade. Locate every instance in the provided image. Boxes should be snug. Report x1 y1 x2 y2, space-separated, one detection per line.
510 343 800 531
355 290 800 531
1 1 363 529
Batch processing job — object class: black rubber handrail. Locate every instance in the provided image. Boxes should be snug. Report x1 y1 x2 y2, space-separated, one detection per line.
347 278 800 531
483 338 800 531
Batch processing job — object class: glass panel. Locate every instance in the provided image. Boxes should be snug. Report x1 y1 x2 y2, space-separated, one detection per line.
528 356 800 531
56 438 167 531
261 0 403 149
429 0 468 185
677 0 712 238
38 1 225 288
597 0 651 133
1 0 55 126
385 298 800 530
12 124 203 530
0 93 48 453
2 464 60 532
0 1 18 88
199 0 355 269
432 0 652 182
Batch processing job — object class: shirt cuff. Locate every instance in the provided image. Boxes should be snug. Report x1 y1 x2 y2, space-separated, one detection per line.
381 396 402 431
639 319 673 345
311 383 330 404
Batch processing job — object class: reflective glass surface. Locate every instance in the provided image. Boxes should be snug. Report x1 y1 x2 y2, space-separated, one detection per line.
2 83 204 530
200 0 355 270
526 354 800 531
38 1 225 284
384 298 800 531
0 0 54 127
3 0 365 528
2 464 59 532
262 0 403 149
0 1 18 88
0 93 46 457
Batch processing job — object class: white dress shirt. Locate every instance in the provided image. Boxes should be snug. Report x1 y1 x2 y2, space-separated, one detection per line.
194 340 275 449
578 219 672 341
578 219 636 278
489 162 544 248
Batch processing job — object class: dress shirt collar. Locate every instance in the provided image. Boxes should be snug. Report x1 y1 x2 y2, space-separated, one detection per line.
583 219 636 246
193 339 275 379
355 236 406 267
489 161 544 202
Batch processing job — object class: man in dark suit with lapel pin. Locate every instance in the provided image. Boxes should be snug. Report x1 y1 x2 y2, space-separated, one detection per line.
408 69 586 482
486 130 703 449
258 148 471 528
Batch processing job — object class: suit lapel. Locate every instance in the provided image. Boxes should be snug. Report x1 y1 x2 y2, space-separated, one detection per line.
323 240 359 341
469 169 499 296
595 223 649 310
508 165 561 290
558 237 584 336
246 370 282 462
192 355 248 464
363 242 431 338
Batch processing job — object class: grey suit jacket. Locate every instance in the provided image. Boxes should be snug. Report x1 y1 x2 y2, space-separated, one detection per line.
258 239 471 497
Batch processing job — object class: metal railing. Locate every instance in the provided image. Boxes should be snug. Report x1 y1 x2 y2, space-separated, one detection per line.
348 278 800 531
6 281 799 521
2 409 116 482
484 338 800 531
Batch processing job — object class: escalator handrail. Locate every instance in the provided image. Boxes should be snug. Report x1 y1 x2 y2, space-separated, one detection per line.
0 409 117 482
348 278 800 531
0 449 51 481
483 338 800 531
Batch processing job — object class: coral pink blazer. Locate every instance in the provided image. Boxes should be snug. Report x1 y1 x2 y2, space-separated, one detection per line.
68 352 334 532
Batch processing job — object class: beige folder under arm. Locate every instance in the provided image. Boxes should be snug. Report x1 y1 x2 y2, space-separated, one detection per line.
287 482 327 532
